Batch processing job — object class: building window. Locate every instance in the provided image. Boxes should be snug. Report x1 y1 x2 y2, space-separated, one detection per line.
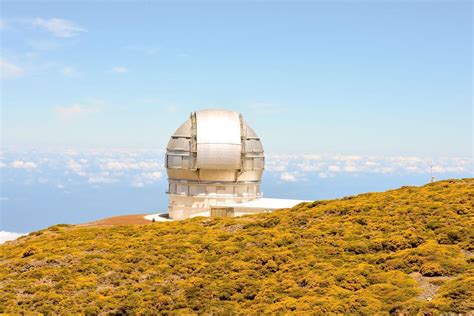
235 185 246 196
253 157 264 169
169 183 177 193
206 186 217 195
167 155 182 168
217 186 226 195
249 185 257 195
189 185 205 196
182 156 190 169
176 184 188 195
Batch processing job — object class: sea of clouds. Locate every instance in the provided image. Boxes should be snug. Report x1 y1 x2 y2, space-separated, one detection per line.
1 147 472 243
266 153 471 183
2 148 471 187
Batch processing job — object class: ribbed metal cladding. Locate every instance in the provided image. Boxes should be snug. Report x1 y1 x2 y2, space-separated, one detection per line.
165 109 265 219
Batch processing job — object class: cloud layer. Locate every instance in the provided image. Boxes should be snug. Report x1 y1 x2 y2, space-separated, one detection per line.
267 153 472 182
1 148 165 189
0 148 471 188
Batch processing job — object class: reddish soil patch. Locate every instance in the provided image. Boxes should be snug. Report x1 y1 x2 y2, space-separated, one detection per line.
79 214 152 226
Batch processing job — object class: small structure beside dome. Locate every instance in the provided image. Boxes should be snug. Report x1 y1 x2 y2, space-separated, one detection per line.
164 109 308 220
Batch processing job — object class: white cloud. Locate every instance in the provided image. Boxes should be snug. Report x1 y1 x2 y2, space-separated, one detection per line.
55 102 101 120
0 59 25 79
328 165 341 172
297 162 323 172
302 154 323 161
280 172 298 182
0 231 26 244
111 66 128 73
274 165 287 172
318 172 334 178
87 176 116 184
432 165 467 173
343 165 359 173
67 159 86 176
265 155 290 172
365 161 378 167
32 18 86 38
131 173 163 188
11 160 38 170
60 66 81 77
131 181 145 188
266 163 287 172
333 155 362 162
102 161 161 171
374 167 395 174
141 171 163 181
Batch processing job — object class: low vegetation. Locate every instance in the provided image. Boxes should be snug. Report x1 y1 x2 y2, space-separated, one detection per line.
0 179 472 314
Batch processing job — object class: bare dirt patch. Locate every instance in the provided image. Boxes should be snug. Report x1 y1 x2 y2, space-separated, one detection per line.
409 272 453 301
78 214 152 226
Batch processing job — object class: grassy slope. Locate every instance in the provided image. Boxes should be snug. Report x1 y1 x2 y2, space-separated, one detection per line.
0 179 473 314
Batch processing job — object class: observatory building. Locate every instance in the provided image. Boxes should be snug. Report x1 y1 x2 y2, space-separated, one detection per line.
165 109 308 220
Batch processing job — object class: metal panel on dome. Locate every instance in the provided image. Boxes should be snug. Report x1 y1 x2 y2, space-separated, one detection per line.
196 110 242 170
173 119 192 137
244 139 264 153
167 138 190 152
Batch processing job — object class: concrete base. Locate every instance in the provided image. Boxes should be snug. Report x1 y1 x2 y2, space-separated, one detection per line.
144 213 173 222
147 198 311 221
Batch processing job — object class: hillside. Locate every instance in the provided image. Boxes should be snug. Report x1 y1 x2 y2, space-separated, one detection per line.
0 179 473 314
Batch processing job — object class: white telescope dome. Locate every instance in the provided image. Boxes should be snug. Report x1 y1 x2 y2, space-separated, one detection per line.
165 109 265 220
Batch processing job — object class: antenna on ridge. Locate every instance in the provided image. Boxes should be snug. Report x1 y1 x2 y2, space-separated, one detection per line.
430 160 436 183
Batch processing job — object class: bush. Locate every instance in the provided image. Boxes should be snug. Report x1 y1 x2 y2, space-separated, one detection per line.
22 247 38 258
420 263 444 277
0 178 472 314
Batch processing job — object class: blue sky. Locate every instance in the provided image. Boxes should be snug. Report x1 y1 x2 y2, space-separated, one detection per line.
1 1 472 156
